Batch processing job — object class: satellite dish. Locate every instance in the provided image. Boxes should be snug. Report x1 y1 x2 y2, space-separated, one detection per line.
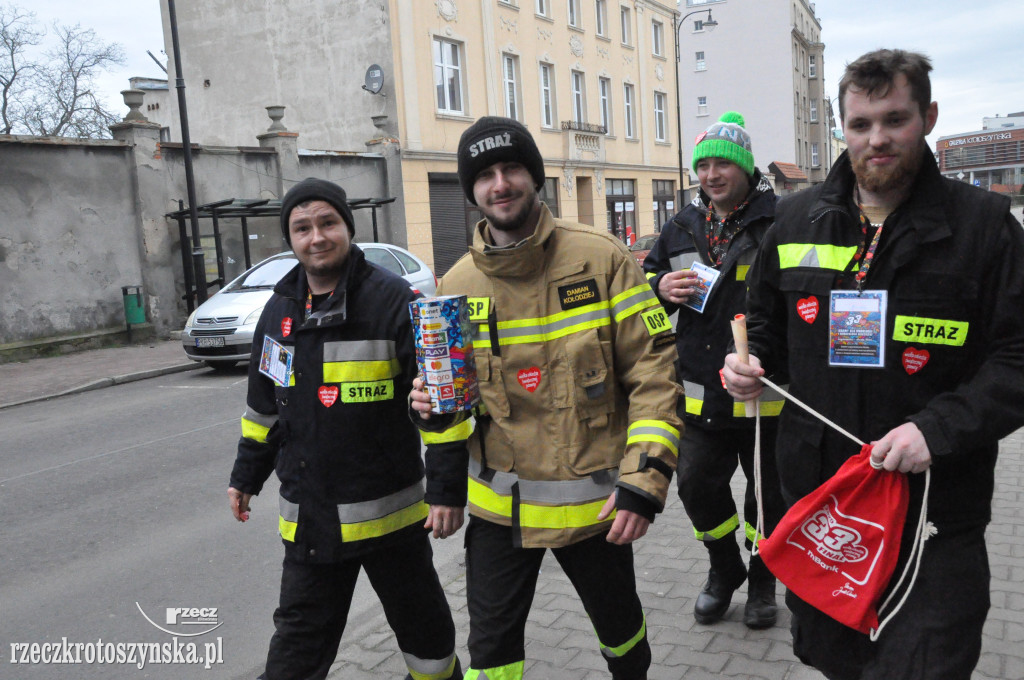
363 64 384 95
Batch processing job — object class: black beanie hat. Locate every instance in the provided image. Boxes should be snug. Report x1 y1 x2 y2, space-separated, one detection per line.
457 116 545 205
280 177 355 245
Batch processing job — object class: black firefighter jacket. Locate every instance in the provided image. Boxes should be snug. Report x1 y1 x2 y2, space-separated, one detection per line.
230 245 462 563
644 172 784 429
744 149 1024 531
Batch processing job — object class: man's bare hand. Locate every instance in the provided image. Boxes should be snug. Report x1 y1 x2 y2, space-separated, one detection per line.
410 377 434 421
598 493 651 545
228 487 252 522
722 353 765 401
871 423 932 474
425 505 465 539
658 269 700 306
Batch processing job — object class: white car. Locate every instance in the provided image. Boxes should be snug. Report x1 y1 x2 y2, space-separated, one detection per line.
181 244 437 369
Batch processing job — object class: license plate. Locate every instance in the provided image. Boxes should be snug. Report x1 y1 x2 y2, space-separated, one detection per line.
195 336 226 348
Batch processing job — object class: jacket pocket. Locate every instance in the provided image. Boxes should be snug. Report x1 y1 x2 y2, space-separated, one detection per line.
476 351 511 418
778 269 835 352
565 328 615 422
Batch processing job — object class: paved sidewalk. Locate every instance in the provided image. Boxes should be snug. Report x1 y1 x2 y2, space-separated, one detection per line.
4 341 1022 678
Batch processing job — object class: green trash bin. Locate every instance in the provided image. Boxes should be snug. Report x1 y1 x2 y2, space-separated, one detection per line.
122 285 146 326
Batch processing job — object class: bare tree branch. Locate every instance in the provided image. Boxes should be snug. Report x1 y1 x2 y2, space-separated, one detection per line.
0 4 42 134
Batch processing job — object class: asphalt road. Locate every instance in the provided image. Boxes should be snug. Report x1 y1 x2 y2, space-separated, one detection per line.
0 367 464 679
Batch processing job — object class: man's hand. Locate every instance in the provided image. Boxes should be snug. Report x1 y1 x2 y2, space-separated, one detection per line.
722 353 765 401
657 269 700 306
598 493 650 545
425 505 464 539
228 487 252 522
871 423 932 474
410 377 434 421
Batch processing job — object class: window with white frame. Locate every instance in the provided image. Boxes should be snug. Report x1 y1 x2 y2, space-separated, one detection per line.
539 62 555 128
694 19 706 31
623 83 636 138
809 54 817 78
695 51 706 71
433 37 464 114
810 98 818 123
568 0 581 27
536 0 548 17
654 91 667 142
571 70 587 123
620 6 632 45
697 95 708 116
502 54 521 120
651 20 664 56
599 77 612 134
595 0 608 36
811 142 820 167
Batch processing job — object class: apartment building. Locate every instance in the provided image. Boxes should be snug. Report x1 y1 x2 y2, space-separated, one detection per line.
936 112 1024 196
159 0 683 275
676 0 831 189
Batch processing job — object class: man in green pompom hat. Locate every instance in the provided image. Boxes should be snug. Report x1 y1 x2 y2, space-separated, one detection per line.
644 110 785 629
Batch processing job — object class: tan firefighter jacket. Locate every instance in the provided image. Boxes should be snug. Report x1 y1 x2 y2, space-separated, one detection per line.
422 205 684 548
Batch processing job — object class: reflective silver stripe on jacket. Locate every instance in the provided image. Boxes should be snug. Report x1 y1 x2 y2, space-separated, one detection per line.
670 253 700 272
682 380 704 402
323 339 396 362
469 457 617 504
242 406 278 429
496 307 610 343
279 496 299 522
336 480 425 523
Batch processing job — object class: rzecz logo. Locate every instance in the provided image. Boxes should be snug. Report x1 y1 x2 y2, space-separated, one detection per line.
136 603 223 637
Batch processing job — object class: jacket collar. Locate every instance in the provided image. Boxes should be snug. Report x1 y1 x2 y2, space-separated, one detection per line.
469 203 556 279
274 244 368 328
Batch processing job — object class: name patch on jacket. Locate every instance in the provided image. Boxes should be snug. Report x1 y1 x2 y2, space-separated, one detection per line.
892 316 968 346
341 379 394 402
558 279 600 310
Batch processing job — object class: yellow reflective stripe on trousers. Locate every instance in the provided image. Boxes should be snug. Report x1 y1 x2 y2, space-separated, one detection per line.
627 419 680 457
694 513 739 541
241 406 277 443
404 651 458 680
599 614 646 659
610 283 660 323
682 380 704 416
279 497 299 542
464 660 524 680
777 243 858 271
745 521 763 546
339 480 428 542
421 418 474 445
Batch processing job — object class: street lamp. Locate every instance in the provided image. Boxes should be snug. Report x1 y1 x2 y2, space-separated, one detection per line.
674 7 718 204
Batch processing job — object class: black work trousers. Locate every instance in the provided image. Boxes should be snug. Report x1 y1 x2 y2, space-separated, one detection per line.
676 422 785 548
464 517 651 680
263 532 457 680
789 524 990 680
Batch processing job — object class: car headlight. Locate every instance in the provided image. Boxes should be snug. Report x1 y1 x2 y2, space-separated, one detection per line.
244 308 264 325
185 310 197 329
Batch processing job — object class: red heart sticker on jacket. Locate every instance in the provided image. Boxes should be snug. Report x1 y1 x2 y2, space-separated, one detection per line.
797 296 818 324
281 317 293 337
318 385 339 407
902 347 930 375
517 367 541 392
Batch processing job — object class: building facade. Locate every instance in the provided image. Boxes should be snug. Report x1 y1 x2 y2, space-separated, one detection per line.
936 112 1024 197
676 0 830 186
159 0 684 275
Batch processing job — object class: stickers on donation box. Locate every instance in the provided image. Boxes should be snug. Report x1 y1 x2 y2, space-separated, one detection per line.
681 262 721 314
259 335 294 387
828 290 887 368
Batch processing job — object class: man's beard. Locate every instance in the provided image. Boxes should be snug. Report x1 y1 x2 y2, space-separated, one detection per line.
851 140 925 194
484 192 537 233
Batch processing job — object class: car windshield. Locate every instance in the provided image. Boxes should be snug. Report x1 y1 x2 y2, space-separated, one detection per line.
630 235 657 251
225 257 296 291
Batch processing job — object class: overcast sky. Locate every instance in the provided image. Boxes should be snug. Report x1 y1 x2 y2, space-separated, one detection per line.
25 0 1024 143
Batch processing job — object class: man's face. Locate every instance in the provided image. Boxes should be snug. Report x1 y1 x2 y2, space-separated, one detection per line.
288 200 351 280
471 161 540 233
696 157 749 213
842 73 938 196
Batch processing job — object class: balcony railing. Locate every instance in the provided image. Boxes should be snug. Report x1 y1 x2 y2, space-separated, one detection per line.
560 120 607 134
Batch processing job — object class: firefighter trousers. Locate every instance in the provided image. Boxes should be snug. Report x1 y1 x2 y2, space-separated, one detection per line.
676 422 785 548
464 516 651 679
263 532 458 680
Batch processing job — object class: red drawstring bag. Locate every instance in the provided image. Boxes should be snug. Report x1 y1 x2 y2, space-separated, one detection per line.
756 444 910 635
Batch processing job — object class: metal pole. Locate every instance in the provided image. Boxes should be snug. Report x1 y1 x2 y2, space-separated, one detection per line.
168 0 208 303
674 9 715 204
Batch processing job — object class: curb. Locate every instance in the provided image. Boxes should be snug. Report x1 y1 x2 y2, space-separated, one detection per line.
0 362 205 411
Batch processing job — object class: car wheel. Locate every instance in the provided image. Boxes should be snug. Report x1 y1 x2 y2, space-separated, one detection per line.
205 360 238 371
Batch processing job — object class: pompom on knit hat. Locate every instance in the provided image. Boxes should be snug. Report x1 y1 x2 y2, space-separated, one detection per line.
692 111 755 177
279 177 355 245
457 116 546 205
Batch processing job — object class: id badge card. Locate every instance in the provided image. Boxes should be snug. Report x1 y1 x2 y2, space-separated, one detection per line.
259 335 294 387
828 290 887 368
681 262 721 314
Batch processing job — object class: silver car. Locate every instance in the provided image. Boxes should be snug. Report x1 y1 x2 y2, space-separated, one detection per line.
181 244 437 369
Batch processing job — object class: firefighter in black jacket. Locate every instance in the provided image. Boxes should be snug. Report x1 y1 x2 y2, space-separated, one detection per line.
228 178 462 680
724 50 1024 679
645 112 786 628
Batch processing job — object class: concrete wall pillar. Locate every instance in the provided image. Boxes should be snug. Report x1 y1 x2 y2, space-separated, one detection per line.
257 106 300 197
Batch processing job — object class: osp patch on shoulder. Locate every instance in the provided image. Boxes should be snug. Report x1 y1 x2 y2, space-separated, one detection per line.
558 279 600 310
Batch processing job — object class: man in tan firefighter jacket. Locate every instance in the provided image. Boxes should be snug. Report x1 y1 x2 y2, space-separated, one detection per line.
410 117 684 680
